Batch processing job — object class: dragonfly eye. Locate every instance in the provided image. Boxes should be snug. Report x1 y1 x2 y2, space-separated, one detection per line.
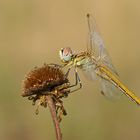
59 47 73 62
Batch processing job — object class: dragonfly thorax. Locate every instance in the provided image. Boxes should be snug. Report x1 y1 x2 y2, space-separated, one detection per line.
73 51 97 69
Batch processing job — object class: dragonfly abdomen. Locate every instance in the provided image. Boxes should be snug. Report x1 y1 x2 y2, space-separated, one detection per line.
97 66 140 105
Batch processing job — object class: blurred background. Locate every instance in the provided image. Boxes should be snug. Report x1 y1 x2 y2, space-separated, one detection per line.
1 0 140 140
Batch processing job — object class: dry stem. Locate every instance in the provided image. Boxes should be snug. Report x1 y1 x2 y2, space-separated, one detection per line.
46 95 62 140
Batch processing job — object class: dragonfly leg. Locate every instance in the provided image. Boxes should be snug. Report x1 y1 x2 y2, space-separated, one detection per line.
68 67 82 93
65 67 71 78
47 63 62 68
63 66 82 93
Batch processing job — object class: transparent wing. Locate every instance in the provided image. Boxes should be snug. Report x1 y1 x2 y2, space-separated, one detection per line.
81 57 98 81
99 77 122 100
84 14 120 99
87 14 118 75
81 59 122 100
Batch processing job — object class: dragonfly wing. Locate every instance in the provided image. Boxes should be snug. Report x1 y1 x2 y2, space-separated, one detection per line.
87 14 118 75
82 63 122 99
100 48 119 75
81 58 98 81
82 61 121 99
81 14 121 99
99 77 122 100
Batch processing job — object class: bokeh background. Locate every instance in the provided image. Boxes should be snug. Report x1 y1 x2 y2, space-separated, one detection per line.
1 0 140 140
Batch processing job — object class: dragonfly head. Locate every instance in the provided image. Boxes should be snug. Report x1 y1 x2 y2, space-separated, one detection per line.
59 47 73 63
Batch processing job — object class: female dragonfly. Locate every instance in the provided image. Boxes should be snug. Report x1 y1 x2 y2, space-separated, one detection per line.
59 13 140 105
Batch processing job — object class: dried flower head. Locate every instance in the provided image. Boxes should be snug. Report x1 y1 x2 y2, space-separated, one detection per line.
22 63 70 121
22 64 69 97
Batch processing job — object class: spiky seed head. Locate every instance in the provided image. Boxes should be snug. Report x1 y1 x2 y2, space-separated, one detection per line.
22 64 68 97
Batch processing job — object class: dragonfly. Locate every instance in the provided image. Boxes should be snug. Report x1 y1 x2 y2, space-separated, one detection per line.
59 13 140 105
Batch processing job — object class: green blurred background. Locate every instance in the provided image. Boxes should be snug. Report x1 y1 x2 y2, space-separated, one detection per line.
1 0 140 140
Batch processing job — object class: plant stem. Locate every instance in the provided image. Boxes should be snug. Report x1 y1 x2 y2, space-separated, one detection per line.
46 95 62 140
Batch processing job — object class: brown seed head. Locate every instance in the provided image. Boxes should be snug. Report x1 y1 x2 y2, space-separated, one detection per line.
22 64 68 97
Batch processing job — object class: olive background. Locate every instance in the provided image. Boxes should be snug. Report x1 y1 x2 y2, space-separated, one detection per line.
1 0 140 140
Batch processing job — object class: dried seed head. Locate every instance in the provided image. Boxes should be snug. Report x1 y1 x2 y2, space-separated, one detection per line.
22 64 69 97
